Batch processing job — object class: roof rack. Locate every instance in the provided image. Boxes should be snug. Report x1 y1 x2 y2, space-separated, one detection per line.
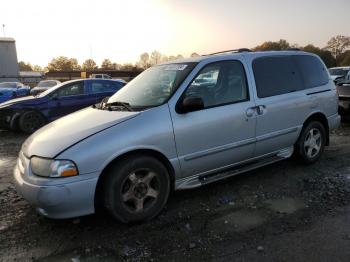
286 48 301 51
205 48 252 56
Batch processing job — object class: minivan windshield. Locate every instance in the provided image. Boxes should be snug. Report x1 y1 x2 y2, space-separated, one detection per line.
107 62 197 108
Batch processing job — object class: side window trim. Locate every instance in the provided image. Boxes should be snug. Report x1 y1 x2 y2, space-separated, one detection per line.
176 59 250 113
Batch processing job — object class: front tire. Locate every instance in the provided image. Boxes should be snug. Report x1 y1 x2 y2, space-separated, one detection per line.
18 111 46 134
295 121 326 164
104 155 171 223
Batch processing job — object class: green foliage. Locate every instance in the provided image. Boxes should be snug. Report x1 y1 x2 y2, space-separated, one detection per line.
47 56 81 71
101 59 114 70
302 45 336 68
253 39 290 51
18 61 33 71
325 35 350 58
336 50 350 66
82 59 98 71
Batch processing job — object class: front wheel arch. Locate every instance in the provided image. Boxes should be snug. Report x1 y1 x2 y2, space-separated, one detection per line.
94 149 175 214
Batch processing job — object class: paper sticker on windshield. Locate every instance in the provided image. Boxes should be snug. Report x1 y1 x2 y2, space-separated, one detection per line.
164 64 188 71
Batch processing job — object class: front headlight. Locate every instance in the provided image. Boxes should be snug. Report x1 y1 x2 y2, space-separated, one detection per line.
30 157 78 178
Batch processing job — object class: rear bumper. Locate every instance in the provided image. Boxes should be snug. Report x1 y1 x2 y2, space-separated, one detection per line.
338 99 350 115
327 113 341 130
13 153 99 219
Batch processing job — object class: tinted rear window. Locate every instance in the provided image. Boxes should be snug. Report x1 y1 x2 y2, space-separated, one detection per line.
253 55 329 98
292 55 329 88
253 56 304 98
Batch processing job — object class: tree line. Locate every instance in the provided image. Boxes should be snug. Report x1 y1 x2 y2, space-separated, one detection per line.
18 35 350 72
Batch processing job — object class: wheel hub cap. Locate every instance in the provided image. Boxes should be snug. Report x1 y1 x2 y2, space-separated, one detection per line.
304 128 322 158
133 182 148 198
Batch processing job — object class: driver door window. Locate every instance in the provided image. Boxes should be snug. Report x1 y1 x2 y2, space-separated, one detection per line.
184 61 248 109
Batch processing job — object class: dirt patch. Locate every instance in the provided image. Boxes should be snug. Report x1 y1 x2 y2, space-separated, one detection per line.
264 198 305 214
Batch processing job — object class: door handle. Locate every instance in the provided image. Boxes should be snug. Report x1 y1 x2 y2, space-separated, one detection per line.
256 105 266 115
246 107 255 117
246 105 266 117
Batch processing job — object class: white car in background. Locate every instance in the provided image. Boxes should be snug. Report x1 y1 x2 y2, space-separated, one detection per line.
90 74 112 79
328 67 350 83
30 80 61 96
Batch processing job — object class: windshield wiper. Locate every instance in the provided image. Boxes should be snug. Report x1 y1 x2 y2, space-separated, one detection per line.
105 101 133 112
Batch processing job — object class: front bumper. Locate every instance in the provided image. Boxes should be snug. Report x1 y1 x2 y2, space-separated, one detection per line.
327 113 341 130
13 152 99 219
0 108 20 130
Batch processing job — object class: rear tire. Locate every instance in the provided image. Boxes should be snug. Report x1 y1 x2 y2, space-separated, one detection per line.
18 111 46 134
295 121 326 164
104 155 170 223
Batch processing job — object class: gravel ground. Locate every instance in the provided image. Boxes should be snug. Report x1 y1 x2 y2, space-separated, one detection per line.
1 122 350 261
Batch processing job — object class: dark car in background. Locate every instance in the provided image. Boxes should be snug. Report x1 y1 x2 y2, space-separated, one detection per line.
0 79 126 133
0 82 30 103
30 80 61 96
337 81 350 117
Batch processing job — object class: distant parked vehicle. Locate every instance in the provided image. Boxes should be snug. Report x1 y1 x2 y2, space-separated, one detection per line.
336 81 350 117
0 82 30 103
0 79 126 133
30 80 61 96
328 67 350 84
91 74 112 79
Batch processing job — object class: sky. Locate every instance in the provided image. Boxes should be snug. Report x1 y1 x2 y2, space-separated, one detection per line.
1 0 349 67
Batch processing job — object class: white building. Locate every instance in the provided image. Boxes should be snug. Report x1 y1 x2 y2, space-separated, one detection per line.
0 37 19 82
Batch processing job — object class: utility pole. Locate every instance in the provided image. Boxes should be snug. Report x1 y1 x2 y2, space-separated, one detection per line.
2 24 5 37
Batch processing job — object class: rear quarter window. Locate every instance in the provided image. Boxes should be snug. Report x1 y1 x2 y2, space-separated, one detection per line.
292 55 329 88
253 56 304 98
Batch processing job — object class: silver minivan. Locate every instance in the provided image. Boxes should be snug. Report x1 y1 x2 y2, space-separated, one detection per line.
14 50 340 223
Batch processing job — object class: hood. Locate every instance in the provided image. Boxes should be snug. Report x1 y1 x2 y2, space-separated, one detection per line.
22 107 140 158
330 75 344 80
0 87 17 94
0 95 39 108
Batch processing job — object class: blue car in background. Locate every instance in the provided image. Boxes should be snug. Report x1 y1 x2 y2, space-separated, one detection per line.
0 78 126 133
0 82 30 103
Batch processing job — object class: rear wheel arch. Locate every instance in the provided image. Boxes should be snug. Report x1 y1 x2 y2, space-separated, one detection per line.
301 112 329 145
94 149 176 212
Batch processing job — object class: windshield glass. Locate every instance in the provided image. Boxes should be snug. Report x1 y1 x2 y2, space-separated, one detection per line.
108 62 197 107
0 82 18 88
37 80 58 87
329 68 349 76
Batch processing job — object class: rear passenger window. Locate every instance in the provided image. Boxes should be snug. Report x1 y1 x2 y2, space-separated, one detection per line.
253 56 304 98
293 55 329 88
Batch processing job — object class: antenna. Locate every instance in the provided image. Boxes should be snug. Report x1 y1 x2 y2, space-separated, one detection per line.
2 24 5 37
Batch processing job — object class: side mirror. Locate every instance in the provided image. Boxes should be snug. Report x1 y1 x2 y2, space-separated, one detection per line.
178 96 204 113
